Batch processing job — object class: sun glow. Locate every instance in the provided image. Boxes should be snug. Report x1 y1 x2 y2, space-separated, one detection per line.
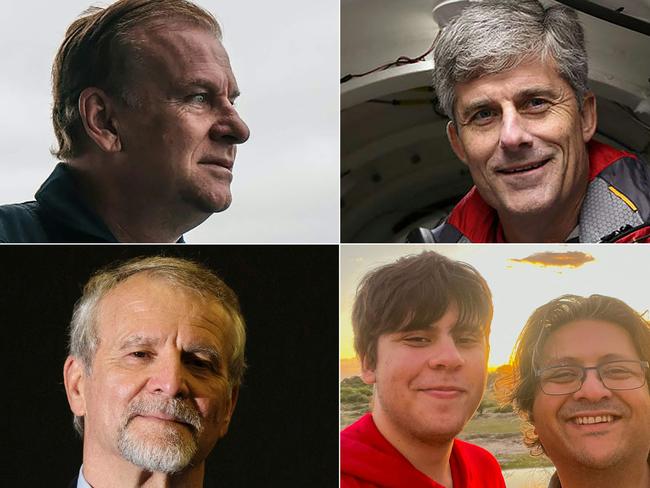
340 244 649 379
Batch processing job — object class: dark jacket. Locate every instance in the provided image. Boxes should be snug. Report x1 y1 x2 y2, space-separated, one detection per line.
0 163 186 243
0 163 118 243
407 141 650 243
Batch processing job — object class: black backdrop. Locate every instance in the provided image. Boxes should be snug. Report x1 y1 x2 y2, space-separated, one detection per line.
1 245 339 487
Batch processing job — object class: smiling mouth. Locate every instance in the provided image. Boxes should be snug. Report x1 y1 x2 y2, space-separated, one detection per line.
497 158 550 174
418 385 466 397
571 415 618 425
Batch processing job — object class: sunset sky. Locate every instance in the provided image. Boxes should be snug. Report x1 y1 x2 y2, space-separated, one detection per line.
340 244 649 377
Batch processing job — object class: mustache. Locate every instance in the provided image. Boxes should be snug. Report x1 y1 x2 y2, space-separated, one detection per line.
559 399 629 419
126 397 204 433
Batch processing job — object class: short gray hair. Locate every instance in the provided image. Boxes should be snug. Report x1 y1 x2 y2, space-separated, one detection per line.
68 256 246 435
433 0 589 122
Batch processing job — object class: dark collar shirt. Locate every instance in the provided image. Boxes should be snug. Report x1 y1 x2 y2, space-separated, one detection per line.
0 163 184 243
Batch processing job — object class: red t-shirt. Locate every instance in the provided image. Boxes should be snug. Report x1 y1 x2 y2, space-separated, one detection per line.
341 414 506 488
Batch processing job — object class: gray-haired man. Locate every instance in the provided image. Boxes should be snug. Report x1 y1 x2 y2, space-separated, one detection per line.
63 256 245 488
408 0 650 243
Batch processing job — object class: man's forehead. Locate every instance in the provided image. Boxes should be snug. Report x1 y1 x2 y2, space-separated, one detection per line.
129 21 236 88
539 320 639 364
96 274 231 337
454 59 566 106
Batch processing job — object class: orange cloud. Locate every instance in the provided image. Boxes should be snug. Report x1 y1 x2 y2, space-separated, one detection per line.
509 251 595 268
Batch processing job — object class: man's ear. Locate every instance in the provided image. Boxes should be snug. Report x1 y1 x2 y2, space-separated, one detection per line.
219 385 240 437
580 91 597 143
63 355 87 418
78 87 122 153
228 385 239 418
446 120 468 165
360 356 377 385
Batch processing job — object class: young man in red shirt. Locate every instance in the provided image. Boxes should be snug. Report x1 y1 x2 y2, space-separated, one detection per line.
341 251 505 487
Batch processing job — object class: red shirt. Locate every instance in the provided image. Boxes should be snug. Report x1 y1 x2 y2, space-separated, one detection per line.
341 414 506 488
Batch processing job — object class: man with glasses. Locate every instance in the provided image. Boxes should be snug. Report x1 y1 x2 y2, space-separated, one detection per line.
502 294 650 488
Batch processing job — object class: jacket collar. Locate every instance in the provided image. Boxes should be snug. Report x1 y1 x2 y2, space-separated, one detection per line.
35 163 186 243
446 140 634 242
35 163 118 242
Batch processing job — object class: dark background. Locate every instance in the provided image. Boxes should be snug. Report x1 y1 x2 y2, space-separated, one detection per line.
1 245 339 487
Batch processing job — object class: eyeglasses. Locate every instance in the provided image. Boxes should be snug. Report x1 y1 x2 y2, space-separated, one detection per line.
536 360 649 395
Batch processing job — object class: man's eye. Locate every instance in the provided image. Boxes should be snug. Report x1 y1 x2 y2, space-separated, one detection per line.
525 98 549 111
545 368 579 383
471 109 496 125
456 335 480 345
602 366 634 378
189 93 209 104
130 351 150 359
185 355 216 371
403 336 430 346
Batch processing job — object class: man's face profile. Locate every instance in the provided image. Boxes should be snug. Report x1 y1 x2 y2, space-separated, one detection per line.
361 303 488 442
447 59 596 219
531 320 650 469
64 273 238 473
114 21 250 215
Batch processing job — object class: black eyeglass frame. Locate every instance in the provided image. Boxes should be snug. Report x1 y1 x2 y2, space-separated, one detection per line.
535 359 650 395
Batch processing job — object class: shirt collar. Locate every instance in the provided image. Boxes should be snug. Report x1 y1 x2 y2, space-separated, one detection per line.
77 465 92 488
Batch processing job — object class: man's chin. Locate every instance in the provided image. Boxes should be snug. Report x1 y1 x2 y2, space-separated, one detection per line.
118 429 198 474
183 189 232 215
497 194 557 218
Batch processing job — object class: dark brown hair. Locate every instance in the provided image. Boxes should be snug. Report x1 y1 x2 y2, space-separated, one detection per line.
52 0 221 160
352 251 493 369
501 294 650 453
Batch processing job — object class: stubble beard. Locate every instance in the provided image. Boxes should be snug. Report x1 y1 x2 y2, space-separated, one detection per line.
180 175 233 215
117 397 205 474
375 388 467 446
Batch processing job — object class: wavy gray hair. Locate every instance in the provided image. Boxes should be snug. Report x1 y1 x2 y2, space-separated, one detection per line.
68 256 247 436
433 0 589 123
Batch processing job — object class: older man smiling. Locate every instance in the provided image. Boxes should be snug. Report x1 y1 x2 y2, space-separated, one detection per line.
503 295 650 488
408 0 650 243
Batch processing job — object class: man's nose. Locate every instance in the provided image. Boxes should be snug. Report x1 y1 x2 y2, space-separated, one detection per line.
499 107 533 150
211 107 250 145
572 369 613 402
427 336 464 370
147 356 190 398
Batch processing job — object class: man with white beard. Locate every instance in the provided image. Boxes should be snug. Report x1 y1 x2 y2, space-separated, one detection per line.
63 256 246 487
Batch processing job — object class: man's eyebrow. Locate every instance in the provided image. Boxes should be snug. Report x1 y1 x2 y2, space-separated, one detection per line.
542 353 634 367
184 345 222 365
177 77 241 99
459 86 560 120
515 86 560 101
118 335 160 350
460 97 493 120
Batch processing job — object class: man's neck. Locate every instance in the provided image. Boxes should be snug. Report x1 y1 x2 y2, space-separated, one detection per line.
82 454 205 488
554 459 650 488
372 411 455 488
68 160 207 243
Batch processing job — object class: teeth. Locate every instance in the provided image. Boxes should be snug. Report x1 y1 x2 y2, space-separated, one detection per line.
501 160 546 173
574 415 614 425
